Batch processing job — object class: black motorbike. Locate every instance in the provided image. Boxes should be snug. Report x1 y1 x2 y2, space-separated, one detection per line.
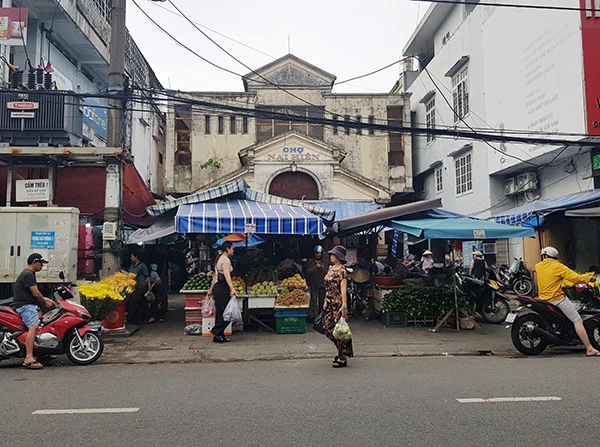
346 261 379 321
497 258 534 296
455 269 511 324
507 283 600 355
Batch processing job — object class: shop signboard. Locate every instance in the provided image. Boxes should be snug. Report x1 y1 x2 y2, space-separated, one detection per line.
0 8 28 46
244 223 257 234
83 98 108 140
16 179 50 202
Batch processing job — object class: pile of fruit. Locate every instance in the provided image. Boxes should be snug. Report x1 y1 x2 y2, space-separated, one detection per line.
232 277 246 294
280 274 307 289
251 281 278 296
182 273 213 291
333 321 352 340
275 290 309 307
277 264 300 280
247 266 277 285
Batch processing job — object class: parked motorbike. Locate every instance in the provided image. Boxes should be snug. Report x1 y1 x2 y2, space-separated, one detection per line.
346 261 380 321
0 273 103 366
506 283 600 355
455 269 511 324
497 258 534 296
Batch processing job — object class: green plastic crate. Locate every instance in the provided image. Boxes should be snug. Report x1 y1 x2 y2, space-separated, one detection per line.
275 315 306 334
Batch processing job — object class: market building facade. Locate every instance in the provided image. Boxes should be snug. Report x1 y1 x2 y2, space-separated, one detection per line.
165 54 413 206
400 0 600 271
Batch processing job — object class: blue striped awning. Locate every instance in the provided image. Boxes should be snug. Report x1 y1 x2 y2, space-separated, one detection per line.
175 200 325 235
492 189 600 227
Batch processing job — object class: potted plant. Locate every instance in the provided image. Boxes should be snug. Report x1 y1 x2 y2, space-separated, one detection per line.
78 272 137 328
374 272 400 287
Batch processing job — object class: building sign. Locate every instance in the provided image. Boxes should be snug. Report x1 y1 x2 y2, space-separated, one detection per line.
7 101 38 109
83 98 108 140
31 231 55 249
0 8 28 46
581 0 600 135
244 223 257 234
16 179 50 202
267 147 321 162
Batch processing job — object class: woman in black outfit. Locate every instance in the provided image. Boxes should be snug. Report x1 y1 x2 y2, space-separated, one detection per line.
469 251 488 280
207 241 236 343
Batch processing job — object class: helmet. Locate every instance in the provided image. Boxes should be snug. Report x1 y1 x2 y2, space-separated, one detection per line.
541 247 559 259
150 263 158 271
313 245 325 253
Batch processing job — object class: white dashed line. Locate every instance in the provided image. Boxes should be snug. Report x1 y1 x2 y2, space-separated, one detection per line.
457 397 561 403
32 408 140 415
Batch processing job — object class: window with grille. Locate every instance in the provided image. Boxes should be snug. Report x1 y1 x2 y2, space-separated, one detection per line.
435 166 443 193
356 115 362 135
368 115 375 135
175 105 192 166
344 115 350 135
242 116 249 134
425 97 436 143
452 66 469 122
218 116 224 134
255 106 325 142
455 152 472 195
204 115 211 134
332 115 338 134
230 116 237 134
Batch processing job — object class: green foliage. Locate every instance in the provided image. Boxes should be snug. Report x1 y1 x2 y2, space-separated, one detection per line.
381 286 472 317
200 159 221 170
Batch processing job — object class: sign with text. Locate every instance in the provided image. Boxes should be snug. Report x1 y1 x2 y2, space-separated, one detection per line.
7 101 38 109
244 223 257 234
16 179 50 202
31 231 55 249
11 111 34 119
0 8 28 46
266 147 321 162
83 98 108 140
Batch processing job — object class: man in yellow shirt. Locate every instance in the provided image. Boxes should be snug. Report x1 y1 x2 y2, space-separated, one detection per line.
535 247 600 357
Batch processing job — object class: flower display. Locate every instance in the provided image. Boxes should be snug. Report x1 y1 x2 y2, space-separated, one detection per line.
79 272 137 321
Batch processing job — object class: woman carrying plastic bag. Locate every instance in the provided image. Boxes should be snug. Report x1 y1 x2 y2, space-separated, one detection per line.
223 296 243 324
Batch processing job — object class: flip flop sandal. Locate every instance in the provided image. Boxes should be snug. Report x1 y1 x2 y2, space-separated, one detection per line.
23 361 44 370
586 352 600 357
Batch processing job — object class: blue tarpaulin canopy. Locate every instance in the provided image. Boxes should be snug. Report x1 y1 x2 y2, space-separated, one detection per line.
176 199 325 235
390 217 535 240
307 201 381 220
492 189 600 228
212 234 265 248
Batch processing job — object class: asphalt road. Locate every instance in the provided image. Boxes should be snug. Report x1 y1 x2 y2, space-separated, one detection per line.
2 356 599 447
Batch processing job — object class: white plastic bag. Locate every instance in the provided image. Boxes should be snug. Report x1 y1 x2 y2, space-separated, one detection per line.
201 297 216 318
223 296 242 324
333 317 352 341
184 324 202 335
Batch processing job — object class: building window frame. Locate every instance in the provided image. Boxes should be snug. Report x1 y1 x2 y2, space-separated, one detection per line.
452 66 469 122
175 105 192 166
425 96 436 143
368 115 375 135
455 152 473 196
344 115 350 135
204 115 211 135
356 115 362 135
242 116 249 134
218 116 224 134
230 116 237 134
435 166 443 194
332 115 339 135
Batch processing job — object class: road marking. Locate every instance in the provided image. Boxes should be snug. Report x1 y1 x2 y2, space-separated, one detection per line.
32 408 140 415
457 397 561 404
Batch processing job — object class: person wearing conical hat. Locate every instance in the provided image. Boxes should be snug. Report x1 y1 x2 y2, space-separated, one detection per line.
421 249 434 274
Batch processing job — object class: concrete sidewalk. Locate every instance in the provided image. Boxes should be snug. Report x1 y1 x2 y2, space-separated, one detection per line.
99 294 518 365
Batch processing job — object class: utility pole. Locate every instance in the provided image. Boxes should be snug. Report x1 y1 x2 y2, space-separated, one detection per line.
102 0 127 277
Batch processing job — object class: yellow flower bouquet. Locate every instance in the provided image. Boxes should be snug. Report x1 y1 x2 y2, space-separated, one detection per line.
79 272 137 321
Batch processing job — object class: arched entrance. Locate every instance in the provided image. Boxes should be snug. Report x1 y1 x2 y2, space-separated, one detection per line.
268 171 319 200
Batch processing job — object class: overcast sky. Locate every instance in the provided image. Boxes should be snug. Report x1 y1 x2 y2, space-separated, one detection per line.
126 0 425 93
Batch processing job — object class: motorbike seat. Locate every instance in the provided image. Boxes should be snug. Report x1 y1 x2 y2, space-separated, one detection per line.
0 305 18 315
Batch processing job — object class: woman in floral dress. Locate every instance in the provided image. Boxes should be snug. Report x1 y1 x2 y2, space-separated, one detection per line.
322 245 353 368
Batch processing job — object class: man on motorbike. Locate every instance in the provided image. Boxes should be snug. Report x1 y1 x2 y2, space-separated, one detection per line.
535 247 600 357
11 253 56 369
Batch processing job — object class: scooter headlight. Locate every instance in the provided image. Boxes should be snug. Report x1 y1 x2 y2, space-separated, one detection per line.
77 309 91 321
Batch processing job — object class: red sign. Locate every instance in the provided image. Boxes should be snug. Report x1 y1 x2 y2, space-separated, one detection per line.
0 8 28 46
7 101 38 110
581 0 600 135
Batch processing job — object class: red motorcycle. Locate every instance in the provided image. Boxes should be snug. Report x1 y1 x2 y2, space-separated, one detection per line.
0 277 103 366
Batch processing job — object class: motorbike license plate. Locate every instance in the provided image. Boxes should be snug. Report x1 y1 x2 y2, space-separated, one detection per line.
505 313 517 324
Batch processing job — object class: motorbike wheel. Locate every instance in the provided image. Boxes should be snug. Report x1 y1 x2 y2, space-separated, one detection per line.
512 278 533 296
480 298 510 324
65 331 104 366
511 314 548 355
585 320 600 352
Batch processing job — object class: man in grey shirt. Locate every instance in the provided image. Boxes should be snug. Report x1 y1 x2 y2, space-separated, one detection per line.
12 253 55 369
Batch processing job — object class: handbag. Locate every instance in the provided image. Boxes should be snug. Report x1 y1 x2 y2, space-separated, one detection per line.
312 309 326 334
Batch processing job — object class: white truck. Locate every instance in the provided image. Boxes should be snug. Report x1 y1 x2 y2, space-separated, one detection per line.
0 207 79 283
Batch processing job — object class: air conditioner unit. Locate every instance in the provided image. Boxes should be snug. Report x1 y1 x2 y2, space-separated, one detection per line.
102 222 118 241
517 172 538 192
504 178 517 196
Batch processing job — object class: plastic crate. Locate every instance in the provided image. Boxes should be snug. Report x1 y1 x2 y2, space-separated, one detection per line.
382 312 408 327
275 316 306 334
275 308 308 317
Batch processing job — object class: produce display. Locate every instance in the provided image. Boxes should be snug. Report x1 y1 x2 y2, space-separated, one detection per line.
182 273 213 291
251 281 278 296
277 263 301 280
232 277 246 294
275 290 309 307
280 274 307 289
247 266 278 285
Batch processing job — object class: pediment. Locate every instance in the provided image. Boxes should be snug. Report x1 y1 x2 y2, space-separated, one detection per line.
239 131 346 164
244 54 336 90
